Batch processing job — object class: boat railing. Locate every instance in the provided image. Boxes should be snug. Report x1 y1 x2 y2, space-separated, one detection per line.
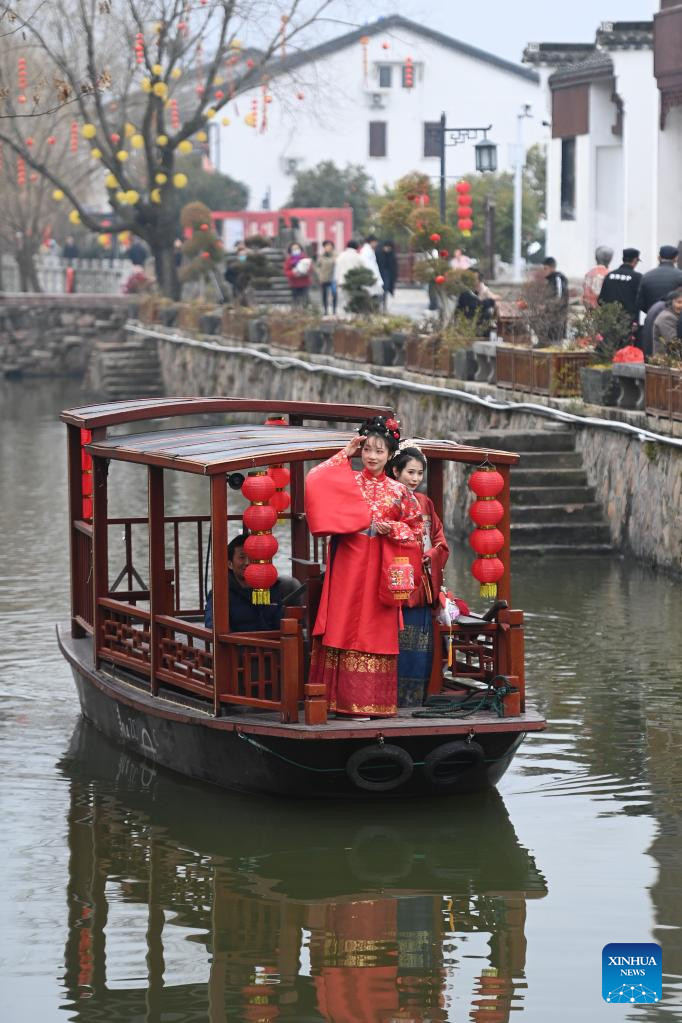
96 596 305 722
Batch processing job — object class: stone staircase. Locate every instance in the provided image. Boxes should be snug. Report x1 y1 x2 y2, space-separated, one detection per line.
471 428 613 555
89 332 164 400
250 247 291 306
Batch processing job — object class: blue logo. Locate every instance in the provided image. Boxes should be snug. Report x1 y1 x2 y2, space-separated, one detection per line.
602 943 662 1004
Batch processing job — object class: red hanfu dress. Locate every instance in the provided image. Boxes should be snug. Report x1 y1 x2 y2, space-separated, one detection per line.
305 450 423 717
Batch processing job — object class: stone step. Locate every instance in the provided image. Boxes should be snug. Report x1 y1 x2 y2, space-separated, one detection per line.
513 485 596 505
511 467 588 488
515 450 582 469
511 502 604 523
512 543 614 556
510 521 612 545
472 429 576 452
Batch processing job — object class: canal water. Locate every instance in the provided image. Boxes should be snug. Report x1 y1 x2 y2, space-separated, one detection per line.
1 379 680 1022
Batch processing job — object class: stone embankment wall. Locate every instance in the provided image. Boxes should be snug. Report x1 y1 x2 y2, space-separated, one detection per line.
149 325 682 575
0 295 135 378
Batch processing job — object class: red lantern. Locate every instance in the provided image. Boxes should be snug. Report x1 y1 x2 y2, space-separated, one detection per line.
471 557 504 597
47 136 56 145
268 465 290 489
458 218 473 232
80 428 93 520
469 468 504 497
387 555 415 629
264 415 287 426
242 472 275 504
439 249 449 259
360 35 369 80
215 89 224 100
17 157 26 186
244 562 278 593
435 274 445 285
270 489 291 516
169 99 180 131
469 528 504 556
457 203 473 218
429 232 441 242
242 470 278 604
456 180 471 194
243 503 277 532
70 121 78 153
244 532 278 562
404 56 414 88
469 498 503 527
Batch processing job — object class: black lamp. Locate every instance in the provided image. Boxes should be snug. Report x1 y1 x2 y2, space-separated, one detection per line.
475 138 498 173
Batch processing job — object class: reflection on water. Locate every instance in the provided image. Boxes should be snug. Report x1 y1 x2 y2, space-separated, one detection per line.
1 379 681 1021
59 721 547 1023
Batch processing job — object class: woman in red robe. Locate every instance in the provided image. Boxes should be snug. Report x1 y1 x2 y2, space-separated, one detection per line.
390 446 449 707
305 416 423 718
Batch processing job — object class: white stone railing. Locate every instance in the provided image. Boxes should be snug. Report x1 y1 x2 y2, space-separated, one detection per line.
0 254 130 294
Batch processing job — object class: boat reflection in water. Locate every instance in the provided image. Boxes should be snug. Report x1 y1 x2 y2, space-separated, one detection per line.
59 722 547 1022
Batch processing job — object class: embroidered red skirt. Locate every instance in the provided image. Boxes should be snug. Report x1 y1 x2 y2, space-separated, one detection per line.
309 641 397 717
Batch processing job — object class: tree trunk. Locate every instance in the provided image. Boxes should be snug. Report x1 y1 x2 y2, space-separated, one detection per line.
152 234 181 300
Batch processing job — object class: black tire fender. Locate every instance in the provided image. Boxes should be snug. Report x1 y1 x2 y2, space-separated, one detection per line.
345 743 414 793
422 740 485 790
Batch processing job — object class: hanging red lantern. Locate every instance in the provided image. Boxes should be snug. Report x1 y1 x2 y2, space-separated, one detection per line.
70 121 78 153
387 555 415 629
468 464 505 598
429 232 441 242
244 532 278 562
435 274 446 285
17 156 26 186
267 463 291 522
243 503 277 533
135 32 144 64
80 428 93 520
469 498 503 527
469 528 504 556
469 468 504 497
241 470 278 604
456 180 471 194
169 99 180 131
458 218 473 232
404 56 414 88
47 136 56 145
439 249 449 259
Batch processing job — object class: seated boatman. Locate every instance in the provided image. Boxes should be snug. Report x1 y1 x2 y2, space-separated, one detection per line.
205 532 291 631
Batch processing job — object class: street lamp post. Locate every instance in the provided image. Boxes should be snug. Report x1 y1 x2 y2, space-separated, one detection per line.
512 104 533 283
437 111 497 221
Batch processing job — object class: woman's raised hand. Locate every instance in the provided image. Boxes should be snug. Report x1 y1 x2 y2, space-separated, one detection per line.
342 434 365 458
374 520 391 535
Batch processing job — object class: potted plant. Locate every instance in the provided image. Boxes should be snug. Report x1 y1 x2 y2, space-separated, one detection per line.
268 309 319 351
574 303 636 406
645 338 682 422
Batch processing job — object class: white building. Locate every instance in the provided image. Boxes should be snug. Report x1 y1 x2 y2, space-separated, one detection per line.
524 10 682 280
216 15 542 219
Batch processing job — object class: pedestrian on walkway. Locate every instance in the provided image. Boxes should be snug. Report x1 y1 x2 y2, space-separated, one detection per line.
652 287 682 355
637 245 682 314
598 248 642 323
283 242 312 307
376 240 398 311
542 257 569 341
358 234 384 309
583 245 613 309
334 239 364 315
316 239 337 315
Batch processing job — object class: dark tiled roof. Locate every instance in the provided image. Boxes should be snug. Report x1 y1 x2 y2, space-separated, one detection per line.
269 15 539 84
523 42 596 67
596 21 653 49
549 51 614 89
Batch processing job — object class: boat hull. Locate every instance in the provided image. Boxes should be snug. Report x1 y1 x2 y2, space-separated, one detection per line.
60 628 532 799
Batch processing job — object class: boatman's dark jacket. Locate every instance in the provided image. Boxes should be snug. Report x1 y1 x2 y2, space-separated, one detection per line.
598 264 642 322
204 572 284 631
637 263 682 313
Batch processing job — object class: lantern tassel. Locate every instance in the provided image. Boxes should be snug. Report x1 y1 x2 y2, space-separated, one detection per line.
447 628 453 667
251 588 271 605
398 605 404 631
480 582 498 599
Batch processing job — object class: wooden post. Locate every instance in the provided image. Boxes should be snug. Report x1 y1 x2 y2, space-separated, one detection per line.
497 463 511 604
499 608 525 713
211 474 230 715
67 424 86 637
92 455 109 668
148 466 168 697
279 617 300 724
427 457 444 523
288 415 309 577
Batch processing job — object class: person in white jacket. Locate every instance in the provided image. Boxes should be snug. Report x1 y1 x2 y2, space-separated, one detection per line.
334 240 365 314
359 235 384 307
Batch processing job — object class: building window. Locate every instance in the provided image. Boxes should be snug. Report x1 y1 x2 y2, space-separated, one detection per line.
378 64 392 88
560 137 576 220
424 122 441 158
369 121 387 158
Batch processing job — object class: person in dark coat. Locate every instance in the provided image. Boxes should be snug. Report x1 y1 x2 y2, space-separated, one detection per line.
126 239 148 267
641 297 667 358
637 245 682 314
376 240 399 311
204 533 284 631
598 247 642 323
542 257 569 341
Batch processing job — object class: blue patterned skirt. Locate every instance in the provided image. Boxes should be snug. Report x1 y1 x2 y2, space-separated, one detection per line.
397 605 433 707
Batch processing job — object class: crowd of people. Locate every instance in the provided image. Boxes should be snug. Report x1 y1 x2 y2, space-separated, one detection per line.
581 243 682 356
204 415 450 720
282 235 399 313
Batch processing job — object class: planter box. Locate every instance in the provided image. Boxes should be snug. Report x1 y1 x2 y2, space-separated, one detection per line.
370 335 397 366
405 335 451 376
332 326 372 362
390 330 409 367
199 311 222 335
176 304 215 331
496 301 531 346
645 365 682 422
221 306 254 341
452 347 477 382
267 315 305 350
472 340 497 384
580 366 619 407
497 347 591 397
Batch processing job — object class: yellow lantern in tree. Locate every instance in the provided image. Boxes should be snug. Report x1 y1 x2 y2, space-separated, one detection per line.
141 78 152 93
81 123 96 139
206 107 216 119
124 123 136 138
178 139 192 154
170 67 181 79
156 134 169 147
151 188 161 203
115 190 127 202
155 172 167 184
152 63 163 76
105 173 118 189
116 149 129 161
69 209 81 224
221 117 231 126
153 82 168 99
53 188 64 201
90 148 102 159
173 172 188 188
125 189 140 204
131 134 144 149
196 130 207 142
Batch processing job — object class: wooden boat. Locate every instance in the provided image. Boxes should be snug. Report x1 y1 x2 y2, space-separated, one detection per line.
57 397 546 797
